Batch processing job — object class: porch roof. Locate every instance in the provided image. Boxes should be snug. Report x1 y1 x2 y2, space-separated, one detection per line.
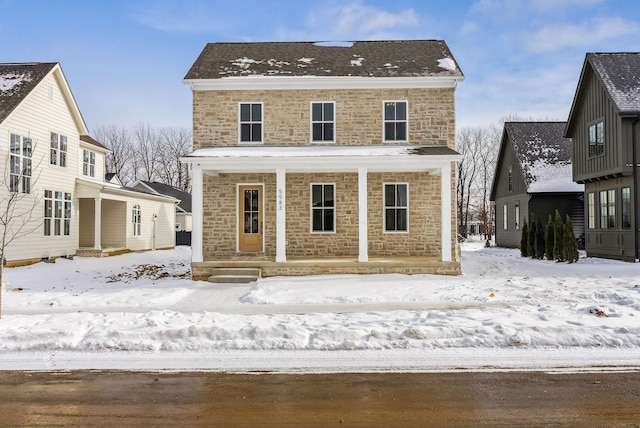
181 144 461 173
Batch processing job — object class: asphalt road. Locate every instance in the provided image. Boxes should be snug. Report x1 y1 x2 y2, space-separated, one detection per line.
0 370 638 427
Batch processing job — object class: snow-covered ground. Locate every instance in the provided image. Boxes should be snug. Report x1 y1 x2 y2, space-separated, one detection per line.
1 240 639 373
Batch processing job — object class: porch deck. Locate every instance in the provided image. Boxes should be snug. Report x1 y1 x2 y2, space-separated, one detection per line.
192 256 461 280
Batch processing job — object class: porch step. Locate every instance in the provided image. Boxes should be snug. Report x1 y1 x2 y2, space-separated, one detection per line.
207 268 261 284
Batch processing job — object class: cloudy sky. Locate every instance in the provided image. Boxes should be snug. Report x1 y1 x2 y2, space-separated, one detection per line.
2 0 639 133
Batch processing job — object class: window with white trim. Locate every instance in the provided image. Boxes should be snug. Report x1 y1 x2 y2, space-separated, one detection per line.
514 201 520 230
383 101 407 142
311 184 335 232
239 103 263 143
384 183 408 232
44 190 71 236
588 121 604 157
10 133 32 194
83 149 96 177
132 204 141 236
50 132 67 167
587 192 595 229
503 204 508 230
311 102 335 142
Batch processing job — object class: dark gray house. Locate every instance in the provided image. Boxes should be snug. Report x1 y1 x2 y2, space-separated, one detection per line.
491 122 584 248
565 52 640 261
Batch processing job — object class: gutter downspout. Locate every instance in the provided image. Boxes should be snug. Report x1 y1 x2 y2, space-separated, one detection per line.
633 116 640 262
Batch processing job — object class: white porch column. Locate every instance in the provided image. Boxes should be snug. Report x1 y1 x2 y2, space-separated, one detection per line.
93 198 101 250
358 167 369 262
276 168 287 262
441 162 453 262
191 165 204 263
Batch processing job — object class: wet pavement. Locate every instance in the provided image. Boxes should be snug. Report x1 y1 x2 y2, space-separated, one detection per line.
0 370 638 427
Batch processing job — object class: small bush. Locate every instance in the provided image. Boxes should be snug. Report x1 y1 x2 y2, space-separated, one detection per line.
553 210 565 262
520 219 529 258
545 214 555 260
564 215 579 263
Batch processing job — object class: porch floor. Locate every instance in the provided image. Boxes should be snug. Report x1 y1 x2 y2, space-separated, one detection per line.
192 256 461 280
76 247 131 258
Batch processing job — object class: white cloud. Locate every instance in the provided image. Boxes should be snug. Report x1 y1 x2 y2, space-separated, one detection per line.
526 17 640 53
472 0 605 13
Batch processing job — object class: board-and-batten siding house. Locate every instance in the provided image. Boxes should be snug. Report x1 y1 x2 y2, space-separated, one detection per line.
181 40 464 279
0 62 177 265
565 53 640 261
491 122 584 248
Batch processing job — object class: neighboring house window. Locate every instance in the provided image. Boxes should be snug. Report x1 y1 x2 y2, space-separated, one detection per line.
503 204 508 230
599 190 615 229
514 201 520 230
132 204 141 236
507 166 513 192
50 132 67 167
384 183 408 232
83 150 96 177
383 101 407 142
587 192 595 229
311 184 335 232
239 102 263 143
588 121 604 156
622 187 631 229
44 190 71 236
311 102 335 142
9 133 32 194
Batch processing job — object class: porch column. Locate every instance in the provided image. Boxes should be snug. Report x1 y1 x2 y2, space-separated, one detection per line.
358 167 368 262
276 167 287 262
441 162 452 262
93 198 101 250
191 165 204 263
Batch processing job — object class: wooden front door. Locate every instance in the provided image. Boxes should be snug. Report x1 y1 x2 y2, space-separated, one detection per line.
238 186 263 252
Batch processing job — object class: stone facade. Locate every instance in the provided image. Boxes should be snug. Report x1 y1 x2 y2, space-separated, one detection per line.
192 88 456 149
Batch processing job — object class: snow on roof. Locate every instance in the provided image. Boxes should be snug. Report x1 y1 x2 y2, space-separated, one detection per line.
506 122 584 194
588 53 640 114
0 71 32 93
437 58 457 72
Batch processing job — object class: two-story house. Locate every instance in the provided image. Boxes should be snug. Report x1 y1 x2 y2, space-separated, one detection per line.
0 62 177 265
565 53 640 261
491 122 584 248
181 41 464 280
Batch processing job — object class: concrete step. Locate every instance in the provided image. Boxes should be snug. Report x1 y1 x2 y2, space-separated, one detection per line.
207 268 261 284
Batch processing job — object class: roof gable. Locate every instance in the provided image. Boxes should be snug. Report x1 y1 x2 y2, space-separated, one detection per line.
493 122 583 196
184 40 463 80
0 62 88 134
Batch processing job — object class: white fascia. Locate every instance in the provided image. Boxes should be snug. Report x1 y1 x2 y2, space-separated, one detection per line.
183 75 463 91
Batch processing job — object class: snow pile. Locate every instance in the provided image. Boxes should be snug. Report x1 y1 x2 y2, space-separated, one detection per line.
1 243 639 370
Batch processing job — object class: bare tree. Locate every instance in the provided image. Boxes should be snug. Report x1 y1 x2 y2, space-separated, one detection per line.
93 125 132 183
0 140 43 318
456 127 487 238
133 123 160 183
157 127 192 191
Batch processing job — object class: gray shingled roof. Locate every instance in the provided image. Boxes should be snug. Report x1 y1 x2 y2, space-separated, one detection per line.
588 52 640 114
139 181 191 213
80 135 109 151
0 62 57 123
503 122 582 193
184 40 463 80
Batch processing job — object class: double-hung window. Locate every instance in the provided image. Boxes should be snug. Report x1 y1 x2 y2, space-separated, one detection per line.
83 150 96 177
311 184 335 232
239 102 263 143
599 190 615 229
9 133 32 194
588 121 604 156
587 192 596 229
514 201 520 230
50 132 67 166
311 102 335 142
384 183 408 232
44 190 71 236
132 204 141 236
383 101 407 142
622 187 631 229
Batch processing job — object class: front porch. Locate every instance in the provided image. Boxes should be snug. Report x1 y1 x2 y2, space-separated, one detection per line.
192 256 461 280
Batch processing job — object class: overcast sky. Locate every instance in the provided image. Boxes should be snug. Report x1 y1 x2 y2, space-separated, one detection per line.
2 0 639 134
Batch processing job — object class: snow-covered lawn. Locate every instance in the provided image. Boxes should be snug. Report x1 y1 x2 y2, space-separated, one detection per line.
0 240 639 373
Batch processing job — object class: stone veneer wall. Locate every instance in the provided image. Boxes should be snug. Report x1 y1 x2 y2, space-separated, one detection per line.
192 88 455 149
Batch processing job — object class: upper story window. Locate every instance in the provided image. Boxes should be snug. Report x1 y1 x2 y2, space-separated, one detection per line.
383 101 407 142
239 102 263 143
50 132 67 167
9 133 32 194
588 121 604 157
311 102 335 143
384 183 408 232
83 149 96 177
311 183 335 232
132 204 141 236
508 165 513 192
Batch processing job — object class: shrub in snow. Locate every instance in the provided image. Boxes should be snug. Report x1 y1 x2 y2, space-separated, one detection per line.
527 215 536 258
520 219 529 257
564 214 579 263
553 210 565 262
545 214 555 261
535 215 545 260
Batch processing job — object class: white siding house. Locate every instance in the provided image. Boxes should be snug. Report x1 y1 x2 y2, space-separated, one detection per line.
0 62 176 265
